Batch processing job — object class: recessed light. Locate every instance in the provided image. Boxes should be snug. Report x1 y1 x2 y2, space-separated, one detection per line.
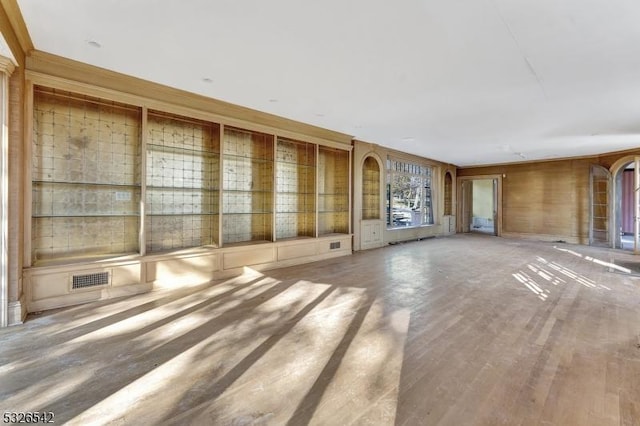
87 40 101 48
315 113 325 117
268 99 278 103
202 78 213 83
402 137 415 142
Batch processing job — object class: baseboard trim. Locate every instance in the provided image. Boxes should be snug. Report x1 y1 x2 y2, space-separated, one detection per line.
501 232 582 245
8 293 26 326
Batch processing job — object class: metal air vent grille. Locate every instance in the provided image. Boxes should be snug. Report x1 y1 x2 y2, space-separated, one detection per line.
72 272 109 289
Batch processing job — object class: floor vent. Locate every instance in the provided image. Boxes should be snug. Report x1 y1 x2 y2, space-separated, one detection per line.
72 272 110 290
330 241 341 250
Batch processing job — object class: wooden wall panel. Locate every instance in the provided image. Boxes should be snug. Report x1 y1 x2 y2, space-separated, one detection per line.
8 66 23 303
459 159 590 243
597 149 640 169
0 0 29 66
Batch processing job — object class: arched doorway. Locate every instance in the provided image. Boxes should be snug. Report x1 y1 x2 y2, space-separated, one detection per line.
607 157 640 251
607 156 640 252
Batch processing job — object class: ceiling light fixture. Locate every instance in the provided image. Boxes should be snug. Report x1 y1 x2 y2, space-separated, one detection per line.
268 99 278 103
87 40 101 48
202 78 213 83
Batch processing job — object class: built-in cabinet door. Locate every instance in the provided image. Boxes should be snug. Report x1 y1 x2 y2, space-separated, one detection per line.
443 215 456 235
361 220 383 250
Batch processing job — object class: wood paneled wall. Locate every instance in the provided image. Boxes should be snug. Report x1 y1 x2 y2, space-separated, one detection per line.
458 148 640 244
8 66 23 304
458 159 591 244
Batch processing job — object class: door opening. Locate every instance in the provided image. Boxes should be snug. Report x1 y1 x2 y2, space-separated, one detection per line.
605 156 640 253
612 160 639 252
460 177 499 236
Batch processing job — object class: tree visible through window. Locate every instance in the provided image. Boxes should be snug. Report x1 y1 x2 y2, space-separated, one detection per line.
386 157 433 228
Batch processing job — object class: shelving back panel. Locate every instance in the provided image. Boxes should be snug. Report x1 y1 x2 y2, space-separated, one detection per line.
146 111 220 252
276 138 316 239
31 87 141 263
318 147 349 235
362 156 381 220
444 172 453 216
222 127 274 244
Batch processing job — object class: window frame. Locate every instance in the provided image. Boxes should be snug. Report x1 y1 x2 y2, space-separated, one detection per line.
386 156 434 229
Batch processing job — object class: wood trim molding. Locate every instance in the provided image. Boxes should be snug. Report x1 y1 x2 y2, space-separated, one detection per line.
0 0 32 52
0 54 14 75
609 155 637 175
26 50 353 146
0 69 8 326
457 174 503 236
7 291 25 325
0 0 29 66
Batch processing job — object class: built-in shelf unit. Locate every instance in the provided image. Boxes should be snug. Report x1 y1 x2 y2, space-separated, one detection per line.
31 87 141 264
362 156 381 220
276 138 316 240
146 111 220 252
25 77 352 313
318 146 350 235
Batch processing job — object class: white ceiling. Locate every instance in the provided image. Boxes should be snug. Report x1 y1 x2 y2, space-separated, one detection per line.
16 0 640 166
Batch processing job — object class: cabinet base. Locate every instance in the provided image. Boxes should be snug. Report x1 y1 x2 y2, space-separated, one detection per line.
24 235 353 314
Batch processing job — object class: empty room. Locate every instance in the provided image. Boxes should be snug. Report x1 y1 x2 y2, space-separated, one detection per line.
1 1 639 425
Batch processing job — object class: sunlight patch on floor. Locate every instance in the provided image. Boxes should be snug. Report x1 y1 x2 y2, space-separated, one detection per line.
553 246 633 274
513 271 549 301
514 253 614 300
46 274 411 425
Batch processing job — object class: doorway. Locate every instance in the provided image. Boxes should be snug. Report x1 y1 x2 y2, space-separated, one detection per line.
604 156 640 253
459 176 501 236
618 166 634 250
609 159 639 252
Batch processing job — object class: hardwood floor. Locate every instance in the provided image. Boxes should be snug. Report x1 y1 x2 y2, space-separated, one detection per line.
1 234 639 425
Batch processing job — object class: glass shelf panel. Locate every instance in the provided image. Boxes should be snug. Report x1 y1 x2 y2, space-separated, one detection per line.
32 216 139 264
146 110 220 251
222 126 274 244
276 137 316 239
31 86 142 263
318 146 349 236
145 214 219 252
222 213 273 244
33 181 141 217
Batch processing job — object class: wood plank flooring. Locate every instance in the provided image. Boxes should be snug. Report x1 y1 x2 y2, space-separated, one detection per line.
1 234 639 425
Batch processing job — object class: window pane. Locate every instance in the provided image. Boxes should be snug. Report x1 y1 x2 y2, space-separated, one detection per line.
386 157 434 228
